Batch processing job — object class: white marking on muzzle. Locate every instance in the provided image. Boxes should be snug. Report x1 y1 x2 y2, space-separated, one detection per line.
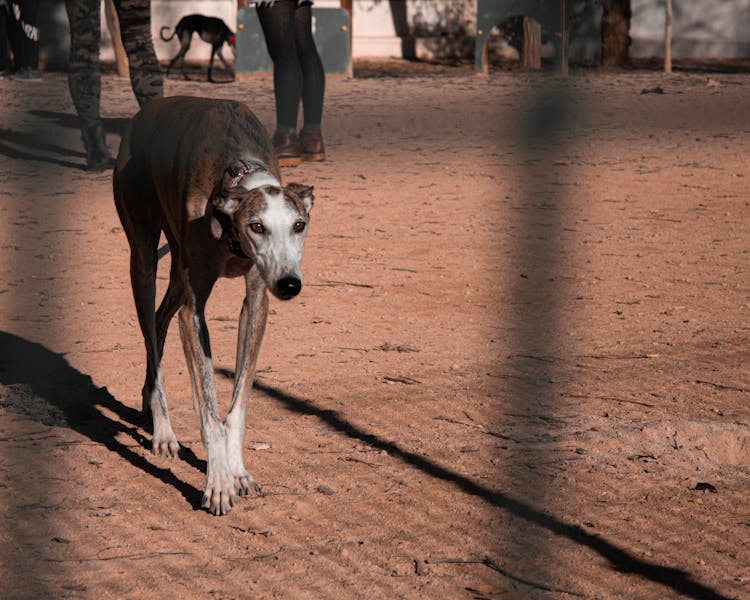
252 189 308 297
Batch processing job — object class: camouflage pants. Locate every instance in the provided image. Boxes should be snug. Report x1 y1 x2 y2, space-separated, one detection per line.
65 0 162 127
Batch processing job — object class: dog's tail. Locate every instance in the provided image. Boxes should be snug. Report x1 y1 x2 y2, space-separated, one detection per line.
160 25 176 42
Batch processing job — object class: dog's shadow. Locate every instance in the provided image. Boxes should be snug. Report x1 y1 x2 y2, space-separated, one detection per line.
0 112 131 171
0 330 205 509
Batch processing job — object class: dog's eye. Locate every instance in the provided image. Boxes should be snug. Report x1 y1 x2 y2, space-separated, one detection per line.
293 221 306 233
249 223 265 234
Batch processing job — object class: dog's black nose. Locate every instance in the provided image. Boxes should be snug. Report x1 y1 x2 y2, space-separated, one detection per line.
277 276 302 299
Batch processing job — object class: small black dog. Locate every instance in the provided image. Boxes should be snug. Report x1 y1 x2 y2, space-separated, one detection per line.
160 14 236 83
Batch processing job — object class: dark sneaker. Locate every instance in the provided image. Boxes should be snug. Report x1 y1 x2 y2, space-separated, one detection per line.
272 131 303 167
300 129 325 162
8 67 42 81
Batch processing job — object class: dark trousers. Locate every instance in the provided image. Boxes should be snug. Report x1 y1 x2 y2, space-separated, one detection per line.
257 0 325 133
8 0 39 69
0 4 10 71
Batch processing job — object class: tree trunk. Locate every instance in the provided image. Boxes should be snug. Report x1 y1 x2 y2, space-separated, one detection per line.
601 0 631 67
521 17 541 70
104 0 129 78
664 0 672 73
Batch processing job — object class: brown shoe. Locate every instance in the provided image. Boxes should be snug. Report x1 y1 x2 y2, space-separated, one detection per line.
300 129 326 162
273 131 303 167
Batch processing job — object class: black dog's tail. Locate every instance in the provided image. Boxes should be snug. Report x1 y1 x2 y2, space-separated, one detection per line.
160 25 176 42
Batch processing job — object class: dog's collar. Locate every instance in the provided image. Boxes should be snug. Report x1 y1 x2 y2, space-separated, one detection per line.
211 209 250 259
226 231 249 259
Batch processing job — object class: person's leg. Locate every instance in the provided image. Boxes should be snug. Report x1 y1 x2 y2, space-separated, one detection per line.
292 1 325 161
6 1 22 70
293 1 324 131
257 0 302 134
5 0 40 77
65 0 113 170
257 0 304 165
114 0 163 107
0 4 11 73
16 0 39 72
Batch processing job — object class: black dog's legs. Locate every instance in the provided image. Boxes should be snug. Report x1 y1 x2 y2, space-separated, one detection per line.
166 31 192 80
217 48 233 75
208 45 233 83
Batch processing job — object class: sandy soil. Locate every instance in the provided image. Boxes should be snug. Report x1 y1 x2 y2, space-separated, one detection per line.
0 60 749 599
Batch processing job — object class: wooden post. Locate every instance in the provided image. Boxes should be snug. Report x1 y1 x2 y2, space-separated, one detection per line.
664 0 672 74
341 0 353 76
561 0 569 76
104 0 129 78
521 17 542 70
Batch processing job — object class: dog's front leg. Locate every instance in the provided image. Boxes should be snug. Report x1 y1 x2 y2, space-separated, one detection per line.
225 268 268 496
178 285 236 515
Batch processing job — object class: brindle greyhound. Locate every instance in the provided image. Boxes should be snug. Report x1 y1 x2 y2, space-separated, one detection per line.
113 96 314 515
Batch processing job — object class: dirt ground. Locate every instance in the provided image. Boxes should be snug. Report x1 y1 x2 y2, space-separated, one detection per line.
0 59 749 599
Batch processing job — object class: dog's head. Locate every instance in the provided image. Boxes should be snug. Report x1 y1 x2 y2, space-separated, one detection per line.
228 34 236 57
211 160 314 300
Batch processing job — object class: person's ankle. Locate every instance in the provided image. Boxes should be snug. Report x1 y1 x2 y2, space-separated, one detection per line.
274 125 296 137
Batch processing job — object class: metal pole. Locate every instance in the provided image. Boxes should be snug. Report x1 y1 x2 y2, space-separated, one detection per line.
561 0 569 76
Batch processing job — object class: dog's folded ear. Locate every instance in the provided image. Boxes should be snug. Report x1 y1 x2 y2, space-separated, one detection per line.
284 183 314 214
212 160 250 215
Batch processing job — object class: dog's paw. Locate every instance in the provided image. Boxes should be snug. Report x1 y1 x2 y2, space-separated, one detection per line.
152 433 179 458
234 470 261 497
203 472 237 516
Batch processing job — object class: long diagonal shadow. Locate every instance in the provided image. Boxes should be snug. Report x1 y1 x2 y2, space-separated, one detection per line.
29 110 131 136
0 330 730 598
0 138 85 171
252 380 731 600
0 331 203 509
0 112 132 172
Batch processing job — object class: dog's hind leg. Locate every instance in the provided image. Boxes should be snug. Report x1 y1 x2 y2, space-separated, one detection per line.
178 268 236 515
217 48 233 80
114 168 180 458
154 237 185 363
178 31 192 80
133 241 180 458
166 47 188 80
145 233 185 456
207 48 216 82
225 268 268 496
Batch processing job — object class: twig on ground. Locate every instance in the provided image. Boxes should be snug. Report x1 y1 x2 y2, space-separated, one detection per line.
483 556 585 596
508 354 556 363
579 353 657 360
309 280 374 288
561 392 655 408
381 375 421 385
426 557 584 597
434 416 518 442
339 456 380 468
227 547 284 561
45 551 192 562
695 379 750 393
0 429 54 442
